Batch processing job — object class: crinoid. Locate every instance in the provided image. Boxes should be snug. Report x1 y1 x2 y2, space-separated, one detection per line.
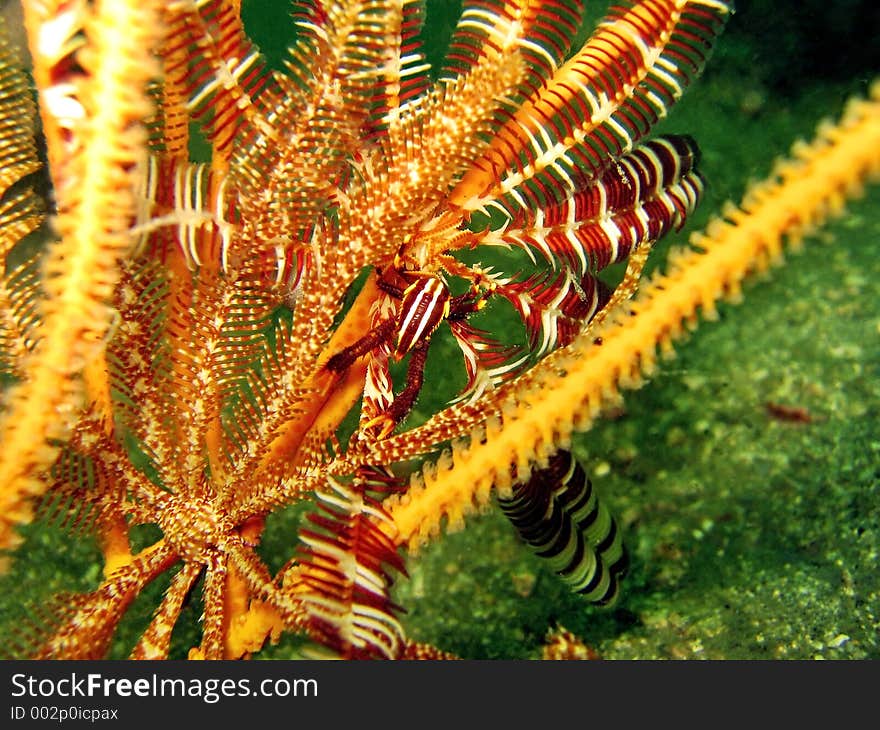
0 0 734 659
3 0 875 661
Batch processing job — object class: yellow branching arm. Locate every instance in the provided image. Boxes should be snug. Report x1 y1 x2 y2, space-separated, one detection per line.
385 80 880 551
0 1 163 552
0 29 43 380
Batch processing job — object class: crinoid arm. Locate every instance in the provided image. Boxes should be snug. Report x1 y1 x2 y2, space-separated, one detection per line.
0 1 163 554
499 450 628 605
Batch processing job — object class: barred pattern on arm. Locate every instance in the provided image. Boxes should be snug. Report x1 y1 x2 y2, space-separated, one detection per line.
498 450 627 605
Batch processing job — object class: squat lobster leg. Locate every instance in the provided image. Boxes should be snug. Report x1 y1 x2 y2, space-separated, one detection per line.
362 339 431 438
325 319 396 374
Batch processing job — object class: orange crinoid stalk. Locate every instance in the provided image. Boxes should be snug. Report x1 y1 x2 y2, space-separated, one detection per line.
0 0 732 658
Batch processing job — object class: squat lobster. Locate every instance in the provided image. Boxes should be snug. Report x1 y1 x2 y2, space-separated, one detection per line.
325 259 490 437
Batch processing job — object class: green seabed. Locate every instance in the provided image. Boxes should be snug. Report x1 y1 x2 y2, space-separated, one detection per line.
1 1 877 659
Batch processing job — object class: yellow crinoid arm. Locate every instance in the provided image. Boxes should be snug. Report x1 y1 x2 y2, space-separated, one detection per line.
384 80 880 551
0 1 163 553
0 28 44 378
